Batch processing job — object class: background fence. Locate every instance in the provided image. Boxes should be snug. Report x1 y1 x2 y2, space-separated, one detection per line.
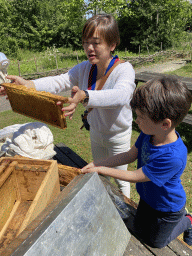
8 49 192 80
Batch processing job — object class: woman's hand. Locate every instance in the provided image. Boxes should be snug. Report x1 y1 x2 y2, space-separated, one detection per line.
57 86 86 120
7 75 35 88
0 85 7 96
0 75 35 97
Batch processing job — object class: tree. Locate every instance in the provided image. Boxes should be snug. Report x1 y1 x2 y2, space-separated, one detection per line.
86 0 192 52
0 0 86 55
118 0 192 52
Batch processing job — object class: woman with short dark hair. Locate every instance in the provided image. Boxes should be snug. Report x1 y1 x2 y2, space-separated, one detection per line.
4 14 136 198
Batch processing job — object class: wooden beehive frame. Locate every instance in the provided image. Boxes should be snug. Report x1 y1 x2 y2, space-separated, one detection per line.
2 83 69 130
58 164 81 186
0 157 60 250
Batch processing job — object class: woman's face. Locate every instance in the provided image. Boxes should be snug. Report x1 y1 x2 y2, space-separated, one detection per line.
83 29 116 66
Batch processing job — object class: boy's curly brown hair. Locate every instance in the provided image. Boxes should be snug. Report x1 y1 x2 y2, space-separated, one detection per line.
130 75 192 127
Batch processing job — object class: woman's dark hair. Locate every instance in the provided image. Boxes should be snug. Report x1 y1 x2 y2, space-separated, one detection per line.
130 75 192 127
82 14 120 47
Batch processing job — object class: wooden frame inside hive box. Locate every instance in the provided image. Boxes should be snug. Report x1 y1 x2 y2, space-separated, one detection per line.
2 83 69 130
0 157 60 251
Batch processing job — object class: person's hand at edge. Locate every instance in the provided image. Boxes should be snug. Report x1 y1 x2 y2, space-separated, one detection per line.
81 162 96 173
7 75 35 88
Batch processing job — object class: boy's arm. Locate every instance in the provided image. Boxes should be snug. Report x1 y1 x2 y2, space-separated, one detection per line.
81 166 150 183
81 145 138 171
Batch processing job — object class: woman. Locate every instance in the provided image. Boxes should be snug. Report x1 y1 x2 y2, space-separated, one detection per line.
1 14 136 197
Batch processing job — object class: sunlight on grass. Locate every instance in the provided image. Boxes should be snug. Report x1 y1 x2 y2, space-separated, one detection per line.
166 62 192 78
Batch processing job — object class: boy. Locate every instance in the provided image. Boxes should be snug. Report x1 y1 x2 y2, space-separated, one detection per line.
81 75 192 248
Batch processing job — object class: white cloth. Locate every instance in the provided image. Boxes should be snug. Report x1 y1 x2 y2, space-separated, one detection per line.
0 71 11 84
1 122 56 159
0 123 27 141
90 128 132 198
34 60 136 140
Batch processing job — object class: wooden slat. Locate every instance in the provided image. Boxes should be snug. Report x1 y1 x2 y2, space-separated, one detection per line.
168 238 192 256
124 236 153 256
142 243 178 256
0 201 31 254
15 169 45 201
135 71 192 93
18 160 60 235
0 175 18 231
182 114 192 126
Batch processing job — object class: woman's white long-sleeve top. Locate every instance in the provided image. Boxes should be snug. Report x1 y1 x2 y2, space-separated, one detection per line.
34 60 136 140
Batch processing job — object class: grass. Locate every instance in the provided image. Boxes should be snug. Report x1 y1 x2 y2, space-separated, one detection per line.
0 104 92 164
166 61 192 78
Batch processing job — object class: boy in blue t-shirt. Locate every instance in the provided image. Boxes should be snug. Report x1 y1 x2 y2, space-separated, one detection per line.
81 75 192 248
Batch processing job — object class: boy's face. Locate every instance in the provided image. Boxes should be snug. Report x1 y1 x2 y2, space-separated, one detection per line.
135 109 162 135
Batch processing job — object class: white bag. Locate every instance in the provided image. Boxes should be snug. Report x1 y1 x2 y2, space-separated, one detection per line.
0 123 28 141
1 122 56 159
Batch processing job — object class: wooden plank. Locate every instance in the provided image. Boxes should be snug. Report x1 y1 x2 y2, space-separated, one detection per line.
142 243 179 256
168 238 192 256
135 72 192 93
0 157 53 166
0 159 11 175
15 169 46 201
0 161 17 187
53 143 87 168
18 160 60 235
0 174 18 231
182 114 192 126
124 236 153 256
0 201 31 254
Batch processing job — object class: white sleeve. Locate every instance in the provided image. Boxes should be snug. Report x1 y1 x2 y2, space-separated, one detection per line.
87 62 136 108
33 62 89 94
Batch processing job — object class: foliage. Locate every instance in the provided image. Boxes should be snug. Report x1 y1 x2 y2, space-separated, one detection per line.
0 0 86 56
117 0 192 52
1 0 192 58
87 0 192 52
7 47 87 76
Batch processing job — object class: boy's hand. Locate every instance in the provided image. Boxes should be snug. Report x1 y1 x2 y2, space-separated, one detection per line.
81 166 101 174
81 162 96 173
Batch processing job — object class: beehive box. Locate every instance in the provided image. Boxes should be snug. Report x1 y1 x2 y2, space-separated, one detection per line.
0 157 60 252
2 83 68 130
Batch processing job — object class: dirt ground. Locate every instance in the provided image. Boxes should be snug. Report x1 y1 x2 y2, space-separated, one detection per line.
0 59 187 113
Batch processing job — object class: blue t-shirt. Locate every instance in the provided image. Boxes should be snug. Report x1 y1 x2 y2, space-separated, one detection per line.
135 131 187 212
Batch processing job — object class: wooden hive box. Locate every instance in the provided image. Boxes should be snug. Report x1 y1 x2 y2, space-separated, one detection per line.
2 83 68 130
0 157 60 252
